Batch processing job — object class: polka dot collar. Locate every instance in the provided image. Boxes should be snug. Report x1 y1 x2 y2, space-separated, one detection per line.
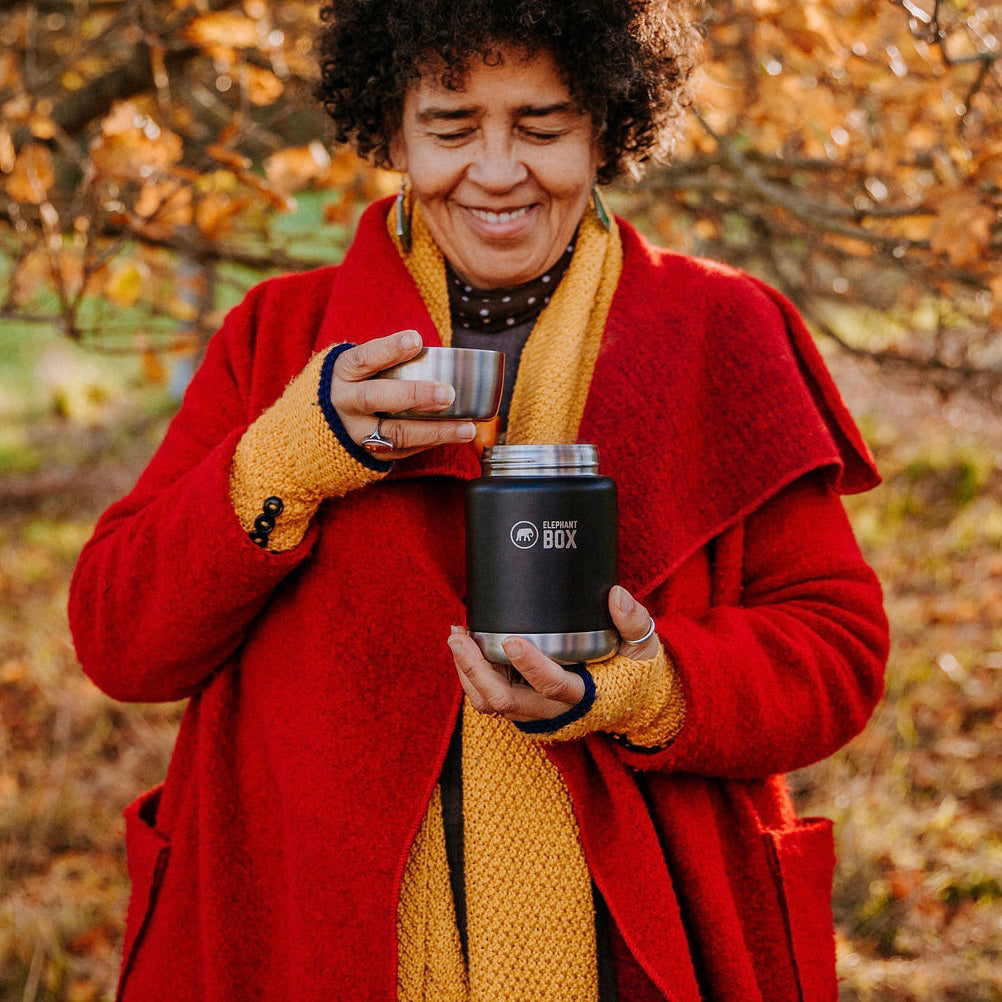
446 240 576 334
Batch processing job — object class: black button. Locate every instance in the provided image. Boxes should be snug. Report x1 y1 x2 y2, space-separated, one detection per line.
254 513 276 533
249 531 269 548
263 497 284 516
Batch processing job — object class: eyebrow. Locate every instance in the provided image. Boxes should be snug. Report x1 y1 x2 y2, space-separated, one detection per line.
516 102 578 118
415 101 579 123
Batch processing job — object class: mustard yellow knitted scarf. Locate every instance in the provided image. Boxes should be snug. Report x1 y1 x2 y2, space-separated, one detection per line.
391 197 624 1002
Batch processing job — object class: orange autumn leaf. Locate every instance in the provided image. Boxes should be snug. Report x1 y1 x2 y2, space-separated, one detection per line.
989 273 1002 325
195 191 253 238
207 145 252 171
0 50 18 89
90 102 183 182
134 181 193 237
139 346 167 385
184 11 260 49
326 147 365 186
5 144 55 204
264 142 334 195
243 65 284 107
1 92 31 123
0 126 13 173
323 198 355 225
929 190 996 267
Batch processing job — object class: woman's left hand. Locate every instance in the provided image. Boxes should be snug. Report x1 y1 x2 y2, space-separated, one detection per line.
448 584 659 722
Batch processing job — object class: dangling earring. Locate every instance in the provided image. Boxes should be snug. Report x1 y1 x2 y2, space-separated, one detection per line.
592 184 611 231
395 177 412 252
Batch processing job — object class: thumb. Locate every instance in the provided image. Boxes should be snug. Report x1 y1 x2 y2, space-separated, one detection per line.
609 585 660 659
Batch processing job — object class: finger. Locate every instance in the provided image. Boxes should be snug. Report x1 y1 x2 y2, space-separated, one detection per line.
449 630 591 723
358 417 477 457
501 637 585 717
334 329 423 382
449 631 520 716
609 585 660 659
354 375 456 417
455 660 489 710
449 632 567 722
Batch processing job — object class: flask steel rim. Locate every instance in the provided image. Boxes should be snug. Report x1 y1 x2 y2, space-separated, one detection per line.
480 443 600 477
471 628 619 666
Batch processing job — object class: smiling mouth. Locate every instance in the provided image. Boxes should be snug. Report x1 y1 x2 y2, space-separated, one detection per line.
468 206 532 225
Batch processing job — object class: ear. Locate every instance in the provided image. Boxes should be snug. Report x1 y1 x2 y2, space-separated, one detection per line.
388 132 407 172
592 135 608 173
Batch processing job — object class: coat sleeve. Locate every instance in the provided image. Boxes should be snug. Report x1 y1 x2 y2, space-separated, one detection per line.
69 285 330 703
613 472 888 778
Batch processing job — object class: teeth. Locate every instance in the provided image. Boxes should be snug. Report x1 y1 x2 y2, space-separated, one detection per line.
470 206 530 224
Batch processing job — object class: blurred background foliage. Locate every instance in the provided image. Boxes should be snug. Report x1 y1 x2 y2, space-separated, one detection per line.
0 0 1000 999
1 0 999 400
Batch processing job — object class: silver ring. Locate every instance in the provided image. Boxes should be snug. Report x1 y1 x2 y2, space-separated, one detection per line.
360 417 393 451
624 616 656 646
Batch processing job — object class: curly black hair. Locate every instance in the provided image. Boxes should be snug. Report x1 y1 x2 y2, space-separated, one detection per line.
314 0 700 184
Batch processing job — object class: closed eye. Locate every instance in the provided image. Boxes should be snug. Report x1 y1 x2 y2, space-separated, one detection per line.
519 127 566 142
432 129 476 143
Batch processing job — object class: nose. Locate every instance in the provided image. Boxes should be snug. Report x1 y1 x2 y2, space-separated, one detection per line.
466 132 528 191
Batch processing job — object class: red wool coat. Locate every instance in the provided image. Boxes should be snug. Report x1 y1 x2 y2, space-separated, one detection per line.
69 199 888 1001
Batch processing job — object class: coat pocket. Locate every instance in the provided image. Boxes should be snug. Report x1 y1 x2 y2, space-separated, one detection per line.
763 817 838 1002
118 785 171 999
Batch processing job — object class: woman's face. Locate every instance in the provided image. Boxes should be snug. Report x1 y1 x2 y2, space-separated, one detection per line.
390 46 604 290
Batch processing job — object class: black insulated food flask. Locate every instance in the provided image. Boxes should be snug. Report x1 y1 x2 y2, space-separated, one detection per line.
466 444 618 665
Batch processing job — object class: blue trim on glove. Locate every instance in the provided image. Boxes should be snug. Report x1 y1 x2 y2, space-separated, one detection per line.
318 344 393 473
514 664 596 735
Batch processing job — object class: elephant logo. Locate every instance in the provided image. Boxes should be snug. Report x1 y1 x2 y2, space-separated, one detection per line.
510 521 538 549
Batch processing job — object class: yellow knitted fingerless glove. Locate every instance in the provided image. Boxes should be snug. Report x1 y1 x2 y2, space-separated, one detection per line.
517 647 686 749
229 346 390 552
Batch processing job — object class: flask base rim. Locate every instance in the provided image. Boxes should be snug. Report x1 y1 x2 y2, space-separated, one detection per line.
471 629 618 666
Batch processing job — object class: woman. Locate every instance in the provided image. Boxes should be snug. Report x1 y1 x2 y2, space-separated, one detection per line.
69 1 889 999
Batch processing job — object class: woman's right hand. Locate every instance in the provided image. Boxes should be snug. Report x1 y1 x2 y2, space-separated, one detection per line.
330 329 478 458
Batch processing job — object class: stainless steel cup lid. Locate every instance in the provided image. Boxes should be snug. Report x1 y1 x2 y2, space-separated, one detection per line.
380 346 504 420
480 444 600 477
